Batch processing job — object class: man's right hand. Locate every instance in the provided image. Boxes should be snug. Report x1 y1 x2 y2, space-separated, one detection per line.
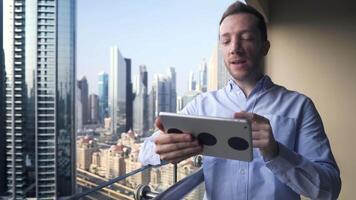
154 117 203 164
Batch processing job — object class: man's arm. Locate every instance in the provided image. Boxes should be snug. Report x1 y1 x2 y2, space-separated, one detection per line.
238 99 341 200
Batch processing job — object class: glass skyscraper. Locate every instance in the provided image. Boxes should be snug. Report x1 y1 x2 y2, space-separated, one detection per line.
3 0 76 199
109 46 127 135
98 72 108 123
133 65 148 135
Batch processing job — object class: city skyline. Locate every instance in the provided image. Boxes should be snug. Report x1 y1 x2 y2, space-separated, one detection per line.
77 0 235 96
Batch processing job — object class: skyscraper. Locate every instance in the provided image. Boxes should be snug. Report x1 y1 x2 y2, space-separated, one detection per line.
153 74 172 117
98 72 108 122
125 58 133 132
168 67 177 113
198 61 208 92
133 65 148 135
0 0 6 195
89 94 99 124
188 71 196 91
208 45 230 91
3 0 76 198
109 46 130 135
78 76 89 125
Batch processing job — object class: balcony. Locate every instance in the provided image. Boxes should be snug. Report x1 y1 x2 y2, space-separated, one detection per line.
60 156 203 200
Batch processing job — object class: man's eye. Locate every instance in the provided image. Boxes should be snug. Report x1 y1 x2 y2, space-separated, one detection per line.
220 39 230 45
241 34 255 40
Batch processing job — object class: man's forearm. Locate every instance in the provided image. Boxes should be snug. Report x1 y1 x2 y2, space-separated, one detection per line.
266 143 341 200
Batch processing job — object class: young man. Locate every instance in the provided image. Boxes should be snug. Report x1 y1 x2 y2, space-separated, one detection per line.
139 2 341 199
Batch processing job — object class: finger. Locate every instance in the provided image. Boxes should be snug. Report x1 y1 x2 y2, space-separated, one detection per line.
234 111 254 121
170 150 203 164
154 133 193 145
155 117 165 132
252 139 268 148
160 146 203 162
155 140 200 154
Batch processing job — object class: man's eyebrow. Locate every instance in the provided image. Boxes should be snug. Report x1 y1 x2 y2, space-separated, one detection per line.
220 33 230 37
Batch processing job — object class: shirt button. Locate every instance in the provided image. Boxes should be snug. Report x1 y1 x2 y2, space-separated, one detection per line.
240 169 246 175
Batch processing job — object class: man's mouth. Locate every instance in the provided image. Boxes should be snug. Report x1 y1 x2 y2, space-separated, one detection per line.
230 59 247 65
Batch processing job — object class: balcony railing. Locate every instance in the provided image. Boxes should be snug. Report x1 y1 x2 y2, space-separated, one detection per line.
61 156 204 200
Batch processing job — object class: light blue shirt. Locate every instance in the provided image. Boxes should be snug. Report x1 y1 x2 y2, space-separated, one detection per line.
139 75 341 200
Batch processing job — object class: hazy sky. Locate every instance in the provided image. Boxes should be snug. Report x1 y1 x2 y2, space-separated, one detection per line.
77 0 236 95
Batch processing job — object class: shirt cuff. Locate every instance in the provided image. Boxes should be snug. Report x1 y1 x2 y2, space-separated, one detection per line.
265 142 302 175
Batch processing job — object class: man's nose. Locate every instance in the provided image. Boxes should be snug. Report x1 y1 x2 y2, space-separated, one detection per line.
229 39 243 54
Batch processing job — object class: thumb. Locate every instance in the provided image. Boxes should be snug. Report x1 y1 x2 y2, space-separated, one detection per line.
234 111 254 122
155 117 165 132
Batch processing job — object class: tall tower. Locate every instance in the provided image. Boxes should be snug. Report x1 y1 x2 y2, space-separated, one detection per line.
153 74 172 117
89 94 99 124
109 46 127 135
198 60 208 92
188 71 196 92
78 76 89 125
167 67 177 113
3 0 76 198
98 72 108 122
133 65 148 135
125 58 133 132
208 45 230 91
0 0 6 195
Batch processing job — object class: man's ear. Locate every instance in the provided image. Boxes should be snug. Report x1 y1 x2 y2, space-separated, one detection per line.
262 40 270 56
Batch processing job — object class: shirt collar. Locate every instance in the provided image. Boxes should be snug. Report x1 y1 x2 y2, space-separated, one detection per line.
226 75 274 93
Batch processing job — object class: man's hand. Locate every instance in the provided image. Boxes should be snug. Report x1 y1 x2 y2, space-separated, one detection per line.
154 117 203 164
234 112 279 161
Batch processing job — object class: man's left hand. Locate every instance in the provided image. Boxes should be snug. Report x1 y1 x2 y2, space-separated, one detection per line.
234 112 279 161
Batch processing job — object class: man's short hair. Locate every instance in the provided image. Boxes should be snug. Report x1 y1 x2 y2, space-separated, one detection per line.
219 1 267 42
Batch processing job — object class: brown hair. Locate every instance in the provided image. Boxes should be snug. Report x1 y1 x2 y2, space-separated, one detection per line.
219 1 267 41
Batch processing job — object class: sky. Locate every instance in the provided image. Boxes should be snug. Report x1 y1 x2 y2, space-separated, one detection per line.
77 0 236 95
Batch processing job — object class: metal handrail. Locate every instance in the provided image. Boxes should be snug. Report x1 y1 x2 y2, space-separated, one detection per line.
60 162 168 200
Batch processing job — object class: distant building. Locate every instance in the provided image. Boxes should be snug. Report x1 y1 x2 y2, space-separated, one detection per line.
125 58 133 132
188 71 197 91
98 72 109 123
197 60 208 92
77 136 98 171
167 67 177 113
133 65 148 135
89 94 100 124
109 46 128 135
78 77 90 124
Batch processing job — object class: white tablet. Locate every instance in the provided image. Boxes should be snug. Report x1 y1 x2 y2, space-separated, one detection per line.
159 112 253 162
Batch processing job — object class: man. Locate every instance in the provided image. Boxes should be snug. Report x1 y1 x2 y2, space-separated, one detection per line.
139 2 341 199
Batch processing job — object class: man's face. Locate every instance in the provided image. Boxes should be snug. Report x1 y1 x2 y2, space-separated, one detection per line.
219 13 269 83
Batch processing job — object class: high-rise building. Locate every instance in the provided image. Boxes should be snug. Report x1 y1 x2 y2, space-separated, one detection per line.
3 0 76 198
153 74 172 117
0 0 6 195
78 76 89 124
98 72 109 123
188 71 196 92
109 46 132 135
176 91 200 112
168 67 177 113
208 45 230 91
133 65 148 135
125 58 133 132
198 61 208 92
89 94 99 124
76 84 83 131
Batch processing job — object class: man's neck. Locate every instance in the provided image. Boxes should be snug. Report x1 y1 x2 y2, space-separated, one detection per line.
234 74 264 98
